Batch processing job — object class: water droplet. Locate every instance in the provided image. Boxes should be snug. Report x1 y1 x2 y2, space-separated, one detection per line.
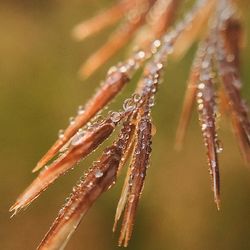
107 66 117 75
135 147 140 154
198 104 204 110
104 148 112 155
149 97 155 107
156 62 163 70
151 87 157 94
215 139 223 153
77 105 84 115
128 59 135 67
58 129 64 139
201 123 207 131
71 131 85 146
153 39 161 48
110 112 121 123
95 169 103 178
132 93 141 103
69 117 75 125
211 160 216 168
119 65 127 73
123 98 136 112
197 92 203 98
135 50 146 60
146 79 153 87
197 98 203 104
87 182 93 188
198 83 205 90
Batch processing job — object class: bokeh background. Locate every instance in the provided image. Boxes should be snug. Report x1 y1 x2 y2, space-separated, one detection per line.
0 0 250 249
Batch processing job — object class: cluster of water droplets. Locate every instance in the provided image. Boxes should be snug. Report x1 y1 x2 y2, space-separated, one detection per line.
213 5 250 141
57 148 121 221
116 121 134 151
153 0 208 63
127 117 152 196
107 49 147 79
195 43 224 155
135 0 207 106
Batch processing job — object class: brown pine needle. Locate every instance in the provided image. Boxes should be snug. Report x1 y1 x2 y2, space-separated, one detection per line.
150 0 181 38
113 116 138 232
222 17 242 70
196 39 221 210
116 117 137 175
37 145 123 250
134 0 181 48
175 47 202 150
72 0 132 41
214 11 250 162
113 164 132 233
37 111 144 250
79 0 154 78
231 113 250 163
79 22 143 79
11 1 250 249
10 119 117 214
118 113 152 247
172 0 216 60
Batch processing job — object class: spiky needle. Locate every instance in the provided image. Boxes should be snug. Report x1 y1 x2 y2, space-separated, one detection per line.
10 0 250 249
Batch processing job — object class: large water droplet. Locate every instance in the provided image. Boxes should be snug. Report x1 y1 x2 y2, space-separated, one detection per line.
71 131 85 146
123 98 136 112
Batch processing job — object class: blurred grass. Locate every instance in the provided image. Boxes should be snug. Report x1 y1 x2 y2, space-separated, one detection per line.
0 0 250 249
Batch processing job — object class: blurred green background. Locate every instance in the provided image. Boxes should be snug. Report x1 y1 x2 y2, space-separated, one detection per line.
0 0 250 249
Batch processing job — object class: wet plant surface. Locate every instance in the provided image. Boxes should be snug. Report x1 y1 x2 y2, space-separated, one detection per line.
1 0 250 249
